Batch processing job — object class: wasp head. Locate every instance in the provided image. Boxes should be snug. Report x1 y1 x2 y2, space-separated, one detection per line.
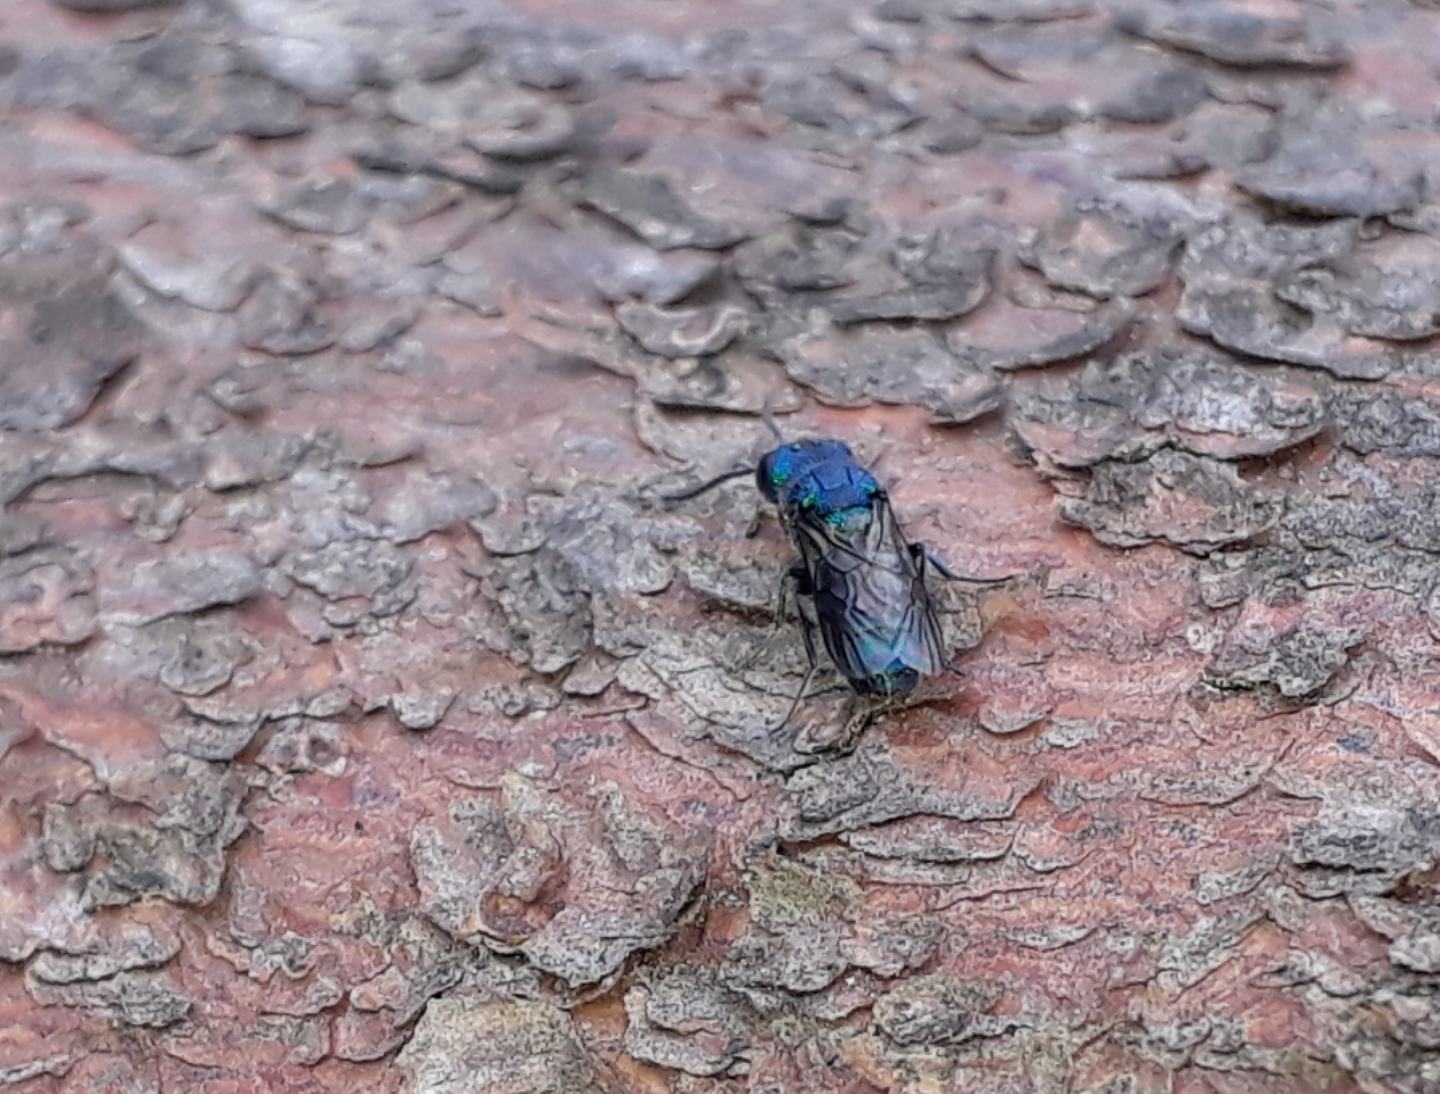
755 439 857 503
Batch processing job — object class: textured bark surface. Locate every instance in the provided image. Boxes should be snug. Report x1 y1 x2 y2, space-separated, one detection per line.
3 0 1440 1091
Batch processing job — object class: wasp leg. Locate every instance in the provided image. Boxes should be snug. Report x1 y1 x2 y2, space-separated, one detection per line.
771 585 822 736
774 661 819 737
744 505 770 539
760 402 784 442
911 543 1011 584
841 697 879 746
821 686 928 754
794 689 877 755
774 562 812 617
739 562 808 675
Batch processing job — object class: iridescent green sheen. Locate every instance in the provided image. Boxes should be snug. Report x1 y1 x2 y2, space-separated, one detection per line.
826 505 870 529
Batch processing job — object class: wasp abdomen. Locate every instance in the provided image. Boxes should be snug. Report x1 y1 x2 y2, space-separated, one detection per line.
852 663 922 697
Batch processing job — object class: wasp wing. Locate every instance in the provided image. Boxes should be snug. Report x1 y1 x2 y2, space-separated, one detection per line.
789 498 946 683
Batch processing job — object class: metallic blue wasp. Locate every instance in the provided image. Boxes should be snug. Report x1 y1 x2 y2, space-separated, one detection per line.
667 436 969 729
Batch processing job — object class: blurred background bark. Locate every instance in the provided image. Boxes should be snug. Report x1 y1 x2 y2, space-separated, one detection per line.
3 0 1440 1090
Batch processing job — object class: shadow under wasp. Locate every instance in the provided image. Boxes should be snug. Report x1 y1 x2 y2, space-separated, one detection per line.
665 423 1004 739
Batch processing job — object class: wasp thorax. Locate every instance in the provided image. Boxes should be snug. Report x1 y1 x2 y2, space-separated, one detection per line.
670 432 955 734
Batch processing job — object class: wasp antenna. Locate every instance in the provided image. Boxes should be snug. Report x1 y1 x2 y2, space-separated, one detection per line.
662 466 755 504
